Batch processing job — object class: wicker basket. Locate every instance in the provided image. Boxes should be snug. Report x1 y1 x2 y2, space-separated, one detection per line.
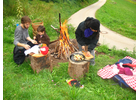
32 19 43 31
32 29 38 36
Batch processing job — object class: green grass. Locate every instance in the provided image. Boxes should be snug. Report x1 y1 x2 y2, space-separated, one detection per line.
96 0 136 40
3 0 136 99
3 45 136 100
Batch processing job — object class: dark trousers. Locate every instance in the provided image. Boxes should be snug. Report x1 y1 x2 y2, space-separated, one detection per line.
13 41 35 65
22 41 35 52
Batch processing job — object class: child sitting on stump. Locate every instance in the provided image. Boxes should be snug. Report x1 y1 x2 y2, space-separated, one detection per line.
34 25 50 47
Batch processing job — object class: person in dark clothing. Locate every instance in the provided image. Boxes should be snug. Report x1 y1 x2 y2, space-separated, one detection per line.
34 25 50 47
75 17 100 66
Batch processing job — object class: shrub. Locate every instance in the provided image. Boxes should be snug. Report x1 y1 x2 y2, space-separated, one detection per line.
3 0 17 17
16 0 23 18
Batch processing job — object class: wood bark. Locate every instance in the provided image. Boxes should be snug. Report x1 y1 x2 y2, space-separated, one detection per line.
30 52 53 73
68 57 90 80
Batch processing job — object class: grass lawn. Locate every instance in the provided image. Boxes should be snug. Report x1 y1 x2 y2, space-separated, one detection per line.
96 0 136 40
3 44 136 100
3 0 136 99
3 42 136 100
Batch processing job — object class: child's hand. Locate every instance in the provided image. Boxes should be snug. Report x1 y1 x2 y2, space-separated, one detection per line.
31 40 38 44
33 36 36 40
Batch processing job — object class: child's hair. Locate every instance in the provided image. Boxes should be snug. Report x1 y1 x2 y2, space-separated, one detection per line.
37 25 46 32
21 16 31 24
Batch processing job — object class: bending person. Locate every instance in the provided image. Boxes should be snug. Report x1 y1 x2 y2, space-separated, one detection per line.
75 17 100 66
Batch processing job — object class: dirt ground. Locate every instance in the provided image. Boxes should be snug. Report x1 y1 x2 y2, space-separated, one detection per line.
49 39 78 67
50 55 69 67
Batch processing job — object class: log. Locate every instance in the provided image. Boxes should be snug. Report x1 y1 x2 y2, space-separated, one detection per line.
51 25 60 33
70 39 79 50
59 13 61 30
30 52 53 73
63 31 78 52
54 41 60 53
68 52 90 80
49 39 79 56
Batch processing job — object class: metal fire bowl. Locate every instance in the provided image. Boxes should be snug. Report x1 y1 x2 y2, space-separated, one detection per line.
70 52 86 62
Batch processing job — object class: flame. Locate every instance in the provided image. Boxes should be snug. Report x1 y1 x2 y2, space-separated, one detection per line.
60 20 69 42
58 20 74 59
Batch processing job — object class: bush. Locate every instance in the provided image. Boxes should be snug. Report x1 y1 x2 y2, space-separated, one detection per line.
41 0 89 3
3 0 30 18
3 0 17 17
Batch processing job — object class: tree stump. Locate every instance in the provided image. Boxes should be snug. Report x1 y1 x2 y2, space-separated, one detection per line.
68 57 90 80
30 52 53 73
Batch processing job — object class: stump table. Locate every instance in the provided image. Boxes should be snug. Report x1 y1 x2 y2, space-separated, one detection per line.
68 54 90 80
30 52 53 73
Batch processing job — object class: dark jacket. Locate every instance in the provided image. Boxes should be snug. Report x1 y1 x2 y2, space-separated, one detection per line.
35 33 50 47
75 20 100 52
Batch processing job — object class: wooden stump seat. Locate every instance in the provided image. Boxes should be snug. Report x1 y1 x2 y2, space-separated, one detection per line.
30 52 53 73
68 52 90 80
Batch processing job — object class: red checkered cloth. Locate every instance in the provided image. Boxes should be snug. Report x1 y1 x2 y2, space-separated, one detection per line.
97 56 136 91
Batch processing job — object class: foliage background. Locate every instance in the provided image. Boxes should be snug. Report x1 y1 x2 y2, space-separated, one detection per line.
3 0 98 41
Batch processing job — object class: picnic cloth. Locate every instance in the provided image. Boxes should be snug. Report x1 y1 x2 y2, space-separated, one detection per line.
97 56 136 91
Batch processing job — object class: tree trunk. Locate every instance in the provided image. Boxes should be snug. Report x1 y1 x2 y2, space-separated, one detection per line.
68 57 90 80
30 52 53 73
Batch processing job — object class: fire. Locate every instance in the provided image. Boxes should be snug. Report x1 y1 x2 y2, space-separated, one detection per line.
60 20 69 44
58 20 74 59
51 14 78 59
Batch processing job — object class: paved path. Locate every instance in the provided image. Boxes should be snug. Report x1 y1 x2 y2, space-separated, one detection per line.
68 0 136 52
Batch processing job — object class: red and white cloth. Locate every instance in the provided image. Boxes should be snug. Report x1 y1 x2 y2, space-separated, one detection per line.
97 56 136 91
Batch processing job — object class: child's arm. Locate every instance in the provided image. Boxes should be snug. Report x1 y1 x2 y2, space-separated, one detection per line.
34 35 39 44
45 34 50 47
42 34 50 47
33 36 36 40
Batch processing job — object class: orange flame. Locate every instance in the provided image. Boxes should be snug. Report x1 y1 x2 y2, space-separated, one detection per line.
58 20 74 59
60 20 69 41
